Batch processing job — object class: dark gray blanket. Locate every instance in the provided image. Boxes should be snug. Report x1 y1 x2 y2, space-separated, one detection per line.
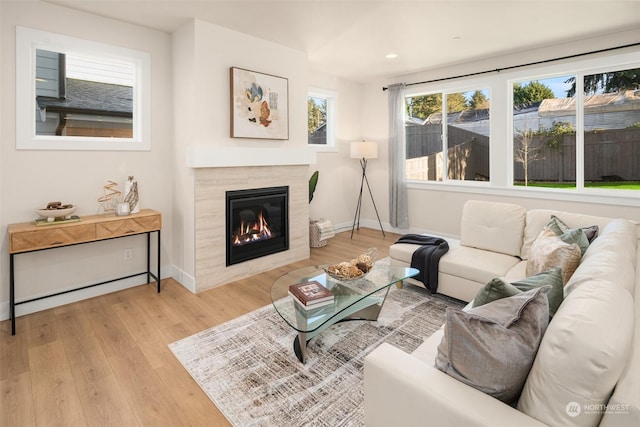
395 234 449 293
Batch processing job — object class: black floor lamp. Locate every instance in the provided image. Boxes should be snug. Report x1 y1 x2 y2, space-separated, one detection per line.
350 141 385 239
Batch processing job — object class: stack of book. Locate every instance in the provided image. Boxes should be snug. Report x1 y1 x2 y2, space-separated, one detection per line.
288 280 334 310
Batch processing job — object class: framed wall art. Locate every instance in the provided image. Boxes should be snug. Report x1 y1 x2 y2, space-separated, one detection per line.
230 67 289 140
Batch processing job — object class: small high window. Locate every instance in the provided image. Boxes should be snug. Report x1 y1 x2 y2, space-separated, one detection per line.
16 26 151 151
308 89 336 149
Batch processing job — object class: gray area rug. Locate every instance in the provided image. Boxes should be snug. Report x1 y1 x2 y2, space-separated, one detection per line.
169 283 464 426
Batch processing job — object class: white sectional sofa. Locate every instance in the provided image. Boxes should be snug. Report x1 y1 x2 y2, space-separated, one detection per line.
365 200 639 427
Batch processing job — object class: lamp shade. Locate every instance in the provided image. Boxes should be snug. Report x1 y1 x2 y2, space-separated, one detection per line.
350 141 378 159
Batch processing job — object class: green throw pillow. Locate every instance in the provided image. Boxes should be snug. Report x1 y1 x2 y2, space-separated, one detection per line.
473 278 521 308
547 215 599 243
545 216 594 256
557 228 589 256
545 215 567 236
512 268 564 317
473 268 564 317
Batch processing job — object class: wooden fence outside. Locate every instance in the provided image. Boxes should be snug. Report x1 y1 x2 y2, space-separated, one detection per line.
514 128 640 182
407 125 640 182
406 125 490 181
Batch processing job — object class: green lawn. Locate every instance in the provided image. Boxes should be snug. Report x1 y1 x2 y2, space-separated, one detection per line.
515 181 640 190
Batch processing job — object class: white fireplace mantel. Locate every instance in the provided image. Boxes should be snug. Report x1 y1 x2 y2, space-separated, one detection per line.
187 146 316 168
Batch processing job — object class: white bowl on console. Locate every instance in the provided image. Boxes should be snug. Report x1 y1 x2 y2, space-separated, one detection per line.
36 205 77 222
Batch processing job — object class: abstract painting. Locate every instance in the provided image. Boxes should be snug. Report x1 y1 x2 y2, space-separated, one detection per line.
230 67 289 140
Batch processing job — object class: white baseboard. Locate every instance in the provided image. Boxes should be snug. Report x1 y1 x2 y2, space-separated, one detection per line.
332 219 405 237
331 220 388 235
171 266 196 293
331 220 459 241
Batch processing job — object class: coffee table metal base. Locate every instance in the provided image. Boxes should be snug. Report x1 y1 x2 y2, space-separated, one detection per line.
292 286 391 363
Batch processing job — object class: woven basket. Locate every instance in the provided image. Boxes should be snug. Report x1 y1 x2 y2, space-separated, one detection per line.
309 220 329 247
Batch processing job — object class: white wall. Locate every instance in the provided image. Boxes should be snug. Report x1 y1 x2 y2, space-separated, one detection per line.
309 77 393 234
360 27 640 239
307 71 369 231
0 1 174 319
171 20 196 290
0 4 4 312
171 19 310 291
358 83 391 231
191 20 309 149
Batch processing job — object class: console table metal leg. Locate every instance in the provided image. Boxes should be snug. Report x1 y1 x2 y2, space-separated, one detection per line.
157 230 161 293
10 253 15 336
146 232 151 283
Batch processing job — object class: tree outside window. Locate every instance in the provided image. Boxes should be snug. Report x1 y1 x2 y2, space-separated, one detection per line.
582 67 640 190
512 77 575 188
308 90 336 148
308 96 327 144
512 69 640 190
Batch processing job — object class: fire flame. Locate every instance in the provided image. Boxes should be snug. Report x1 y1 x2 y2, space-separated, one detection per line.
232 212 273 246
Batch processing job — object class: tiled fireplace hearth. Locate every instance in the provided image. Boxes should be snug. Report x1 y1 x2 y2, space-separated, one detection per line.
192 147 313 292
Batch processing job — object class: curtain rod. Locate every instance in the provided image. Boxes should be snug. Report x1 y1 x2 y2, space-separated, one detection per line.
382 41 640 91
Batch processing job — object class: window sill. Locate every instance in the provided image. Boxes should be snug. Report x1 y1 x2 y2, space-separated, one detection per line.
407 180 640 208
308 144 338 153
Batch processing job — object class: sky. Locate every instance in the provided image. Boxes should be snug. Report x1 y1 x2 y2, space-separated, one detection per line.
460 76 573 103
535 76 573 98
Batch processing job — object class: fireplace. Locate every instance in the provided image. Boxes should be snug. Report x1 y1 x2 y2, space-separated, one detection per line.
226 186 289 266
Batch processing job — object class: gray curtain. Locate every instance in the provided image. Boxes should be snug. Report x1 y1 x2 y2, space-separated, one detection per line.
388 83 409 229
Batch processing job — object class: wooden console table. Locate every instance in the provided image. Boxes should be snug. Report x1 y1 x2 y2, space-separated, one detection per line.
7 209 161 335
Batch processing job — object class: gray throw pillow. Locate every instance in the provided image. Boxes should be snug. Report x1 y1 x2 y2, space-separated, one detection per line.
473 268 564 317
435 286 551 403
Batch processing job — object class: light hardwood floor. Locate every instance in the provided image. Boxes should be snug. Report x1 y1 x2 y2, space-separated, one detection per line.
0 227 401 426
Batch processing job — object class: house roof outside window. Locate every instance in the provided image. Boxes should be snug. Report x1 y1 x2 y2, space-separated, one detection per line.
36 78 133 118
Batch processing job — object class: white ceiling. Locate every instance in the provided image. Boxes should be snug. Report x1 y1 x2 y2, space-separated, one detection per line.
46 0 640 82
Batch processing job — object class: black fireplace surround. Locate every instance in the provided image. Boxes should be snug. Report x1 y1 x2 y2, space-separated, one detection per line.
225 186 289 266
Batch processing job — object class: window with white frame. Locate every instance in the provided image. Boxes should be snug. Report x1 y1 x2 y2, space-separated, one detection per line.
512 66 640 191
308 89 336 148
512 75 576 188
401 49 640 202
16 26 151 151
405 88 491 182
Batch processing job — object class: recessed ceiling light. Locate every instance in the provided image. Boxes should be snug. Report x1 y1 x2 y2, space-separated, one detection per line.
385 53 398 59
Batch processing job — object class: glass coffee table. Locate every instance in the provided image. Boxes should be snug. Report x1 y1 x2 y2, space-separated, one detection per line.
270 264 419 363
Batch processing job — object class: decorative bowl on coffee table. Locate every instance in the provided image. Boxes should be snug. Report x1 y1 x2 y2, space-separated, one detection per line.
324 247 378 281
